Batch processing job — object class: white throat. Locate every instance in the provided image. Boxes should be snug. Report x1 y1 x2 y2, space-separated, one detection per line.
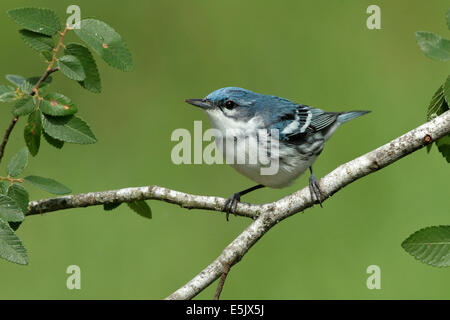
205 109 263 136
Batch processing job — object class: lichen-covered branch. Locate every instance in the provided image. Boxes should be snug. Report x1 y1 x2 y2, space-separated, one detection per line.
165 110 450 300
26 110 450 300
28 185 260 219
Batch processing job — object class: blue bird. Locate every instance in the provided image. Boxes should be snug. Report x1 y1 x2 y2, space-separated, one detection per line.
185 87 369 220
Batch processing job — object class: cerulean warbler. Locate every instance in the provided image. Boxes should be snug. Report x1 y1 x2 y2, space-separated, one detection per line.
186 87 369 220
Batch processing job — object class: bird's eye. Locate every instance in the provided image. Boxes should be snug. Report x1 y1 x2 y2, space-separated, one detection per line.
224 100 236 109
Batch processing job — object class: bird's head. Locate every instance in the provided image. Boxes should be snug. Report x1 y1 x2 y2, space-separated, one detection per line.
185 87 264 121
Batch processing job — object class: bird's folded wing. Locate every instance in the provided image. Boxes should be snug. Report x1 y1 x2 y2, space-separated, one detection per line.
270 105 338 142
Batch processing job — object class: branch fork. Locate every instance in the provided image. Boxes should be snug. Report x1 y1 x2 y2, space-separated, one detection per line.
23 110 450 299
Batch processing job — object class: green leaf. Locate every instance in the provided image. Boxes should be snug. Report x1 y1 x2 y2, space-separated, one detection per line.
426 81 450 161
65 43 102 93
104 202 122 211
7 184 29 215
42 114 97 144
402 226 450 267
6 148 29 177
19 79 34 95
23 175 71 195
0 182 8 195
24 110 42 156
7 7 60 36
0 196 24 222
74 19 133 71
43 131 64 149
41 50 53 62
6 74 25 87
0 190 24 231
40 93 77 116
58 55 86 81
0 218 28 265
436 134 450 163
444 75 450 105
0 85 17 103
12 95 36 117
127 200 152 219
427 84 448 120
19 29 54 52
8 75 52 94
415 31 450 61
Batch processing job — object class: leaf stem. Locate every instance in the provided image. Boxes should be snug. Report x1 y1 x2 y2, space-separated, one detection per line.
0 176 23 184
47 25 70 71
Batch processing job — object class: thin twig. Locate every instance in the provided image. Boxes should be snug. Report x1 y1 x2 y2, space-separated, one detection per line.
27 186 259 218
214 262 231 300
0 176 23 184
30 67 59 97
47 26 70 70
0 117 19 164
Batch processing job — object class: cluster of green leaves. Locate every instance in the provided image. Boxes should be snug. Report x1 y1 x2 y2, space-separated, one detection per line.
0 7 151 265
415 8 450 162
401 9 450 268
0 148 71 265
2 7 135 154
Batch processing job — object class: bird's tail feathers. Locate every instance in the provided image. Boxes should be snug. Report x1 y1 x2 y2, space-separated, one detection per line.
337 110 370 124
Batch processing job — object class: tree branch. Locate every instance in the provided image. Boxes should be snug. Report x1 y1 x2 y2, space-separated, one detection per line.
165 110 450 300
25 110 450 299
27 185 259 218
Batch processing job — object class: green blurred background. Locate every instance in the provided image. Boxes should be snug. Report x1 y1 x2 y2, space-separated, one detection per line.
0 0 448 299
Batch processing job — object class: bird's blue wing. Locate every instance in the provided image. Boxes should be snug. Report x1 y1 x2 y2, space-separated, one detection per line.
270 104 338 142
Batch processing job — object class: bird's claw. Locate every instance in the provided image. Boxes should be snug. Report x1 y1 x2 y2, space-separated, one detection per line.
309 174 323 207
224 193 241 221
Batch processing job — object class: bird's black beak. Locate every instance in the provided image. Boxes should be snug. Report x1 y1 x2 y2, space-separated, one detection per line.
185 98 212 110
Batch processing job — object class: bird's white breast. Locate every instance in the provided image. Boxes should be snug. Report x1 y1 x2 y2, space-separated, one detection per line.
205 110 316 188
